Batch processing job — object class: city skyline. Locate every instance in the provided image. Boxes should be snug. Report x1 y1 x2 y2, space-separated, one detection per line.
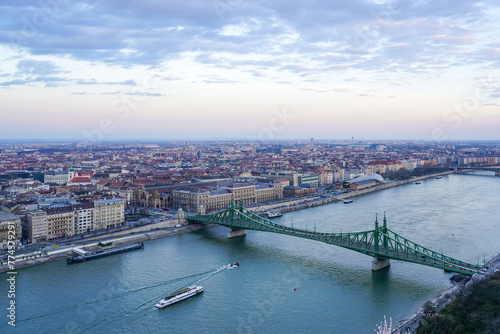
1 1 500 141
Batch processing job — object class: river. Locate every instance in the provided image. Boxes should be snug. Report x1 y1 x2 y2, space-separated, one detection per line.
1 172 499 333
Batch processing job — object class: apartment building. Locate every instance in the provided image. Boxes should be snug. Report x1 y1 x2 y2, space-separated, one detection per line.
94 198 125 230
46 206 74 239
25 210 48 243
72 202 95 234
0 211 21 248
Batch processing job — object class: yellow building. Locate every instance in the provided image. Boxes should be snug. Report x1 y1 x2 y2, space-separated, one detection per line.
0 211 22 248
94 198 125 230
173 182 284 212
46 206 74 239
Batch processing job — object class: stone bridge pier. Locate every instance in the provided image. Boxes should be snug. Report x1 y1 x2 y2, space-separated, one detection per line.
227 229 246 238
372 258 391 271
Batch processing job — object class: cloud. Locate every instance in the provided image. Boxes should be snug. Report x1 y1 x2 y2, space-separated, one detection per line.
126 92 165 96
332 88 351 93
76 79 136 86
16 59 61 76
0 0 499 85
0 79 28 86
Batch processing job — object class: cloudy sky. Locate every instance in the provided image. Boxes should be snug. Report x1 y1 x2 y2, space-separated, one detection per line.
1 0 499 141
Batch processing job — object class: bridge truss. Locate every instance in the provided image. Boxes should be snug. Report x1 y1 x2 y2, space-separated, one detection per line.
188 201 482 276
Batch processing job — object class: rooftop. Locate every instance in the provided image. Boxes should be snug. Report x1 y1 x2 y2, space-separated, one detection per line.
0 211 20 222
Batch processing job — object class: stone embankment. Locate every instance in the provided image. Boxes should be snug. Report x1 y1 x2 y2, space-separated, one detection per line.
254 171 454 215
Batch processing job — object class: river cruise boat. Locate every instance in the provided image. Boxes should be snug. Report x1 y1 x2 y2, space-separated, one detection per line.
155 285 204 308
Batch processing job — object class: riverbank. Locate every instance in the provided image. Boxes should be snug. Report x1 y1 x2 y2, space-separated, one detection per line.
393 252 500 333
0 223 214 273
253 171 454 215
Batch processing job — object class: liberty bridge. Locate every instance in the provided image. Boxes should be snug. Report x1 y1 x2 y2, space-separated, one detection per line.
188 200 482 276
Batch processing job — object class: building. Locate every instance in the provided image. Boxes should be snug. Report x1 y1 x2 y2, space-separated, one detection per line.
173 181 284 212
67 176 92 186
173 188 210 213
345 179 378 190
283 184 317 197
46 206 74 239
317 171 333 186
332 169 344 182
94 198 125 230
335 174 384 191
44 171 69 185
0 211 22 248
459 156 500 166
299 173 319 186
72 202 95 234
260 171 302 186
25 210 48 243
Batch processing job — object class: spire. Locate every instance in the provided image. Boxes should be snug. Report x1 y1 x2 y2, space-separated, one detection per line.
375 213 379 229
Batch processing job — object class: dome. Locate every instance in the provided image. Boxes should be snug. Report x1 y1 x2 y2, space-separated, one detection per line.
349 173 384 183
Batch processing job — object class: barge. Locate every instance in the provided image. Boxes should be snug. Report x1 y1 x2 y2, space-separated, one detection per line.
66 242 144 264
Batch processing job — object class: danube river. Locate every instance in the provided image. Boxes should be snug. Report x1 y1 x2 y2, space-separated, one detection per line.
2 172 500 333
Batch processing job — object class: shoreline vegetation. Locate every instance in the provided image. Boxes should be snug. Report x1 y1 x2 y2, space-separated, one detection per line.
417 272 500 333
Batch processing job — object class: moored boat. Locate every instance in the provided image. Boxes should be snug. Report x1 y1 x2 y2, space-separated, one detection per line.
267 211 282 218
66 242 144 264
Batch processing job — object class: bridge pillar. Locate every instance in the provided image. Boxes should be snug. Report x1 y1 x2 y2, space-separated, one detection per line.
372 258 390 271
496 170 499 176
227 229 246 238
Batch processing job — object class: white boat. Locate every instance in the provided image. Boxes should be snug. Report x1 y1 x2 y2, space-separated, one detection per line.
267 211 282 218
343 199 353 204
155 285 203 308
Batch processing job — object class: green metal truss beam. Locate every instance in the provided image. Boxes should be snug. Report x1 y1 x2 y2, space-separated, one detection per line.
188 203 482 276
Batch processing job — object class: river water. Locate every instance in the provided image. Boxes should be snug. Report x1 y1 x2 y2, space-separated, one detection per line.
1 172 499 333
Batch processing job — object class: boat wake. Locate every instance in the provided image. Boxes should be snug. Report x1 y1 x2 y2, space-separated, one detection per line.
16 267 217 325
75 262 240 333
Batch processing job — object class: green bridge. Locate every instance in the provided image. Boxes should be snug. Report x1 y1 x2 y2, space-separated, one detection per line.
188 201 482 276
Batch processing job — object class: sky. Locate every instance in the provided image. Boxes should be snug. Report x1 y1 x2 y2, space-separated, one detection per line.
0 0 499 142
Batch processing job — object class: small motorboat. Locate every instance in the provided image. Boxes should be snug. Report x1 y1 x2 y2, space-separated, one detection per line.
228 261 240 268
